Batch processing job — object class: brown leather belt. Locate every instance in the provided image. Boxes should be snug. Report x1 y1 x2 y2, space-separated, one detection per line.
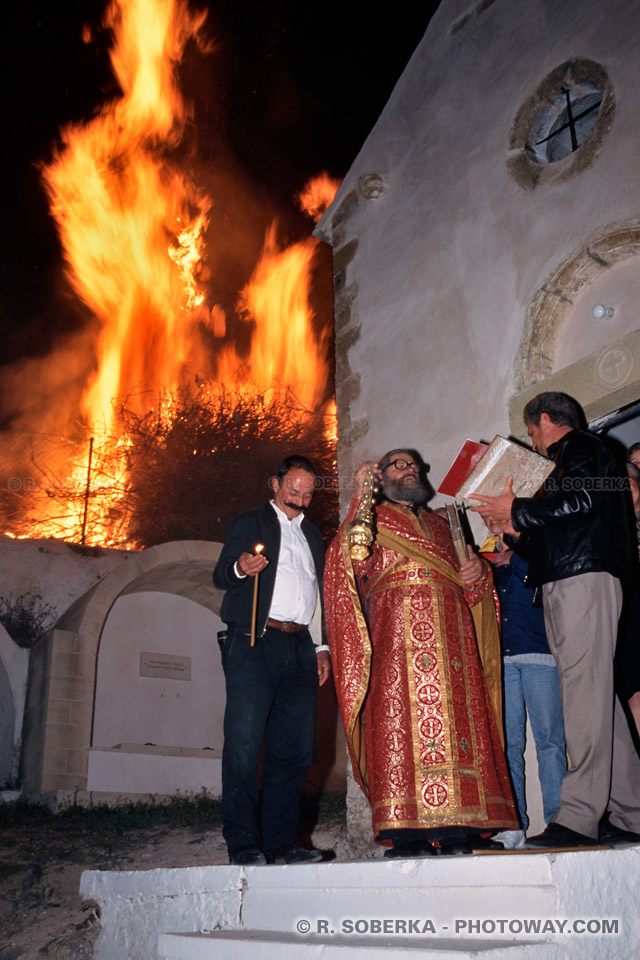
266 618 308 633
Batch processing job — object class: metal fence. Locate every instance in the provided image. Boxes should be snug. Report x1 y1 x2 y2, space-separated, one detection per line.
0 431 128 546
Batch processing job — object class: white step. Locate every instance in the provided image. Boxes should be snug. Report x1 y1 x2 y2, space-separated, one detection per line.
158 928 561 959
82 847 638 960
240 855 556 932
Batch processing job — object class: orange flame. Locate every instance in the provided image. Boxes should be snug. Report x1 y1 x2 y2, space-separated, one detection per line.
41 0 211 437
297 171 341 222
3 1 335 547
216 222 326 410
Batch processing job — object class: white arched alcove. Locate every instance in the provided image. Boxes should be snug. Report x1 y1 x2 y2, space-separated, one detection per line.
88 591 225 797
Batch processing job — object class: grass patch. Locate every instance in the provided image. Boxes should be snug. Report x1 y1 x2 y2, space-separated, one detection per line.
0 792 345 865
0 795 223 865
0 794 222 832
27 885 61 909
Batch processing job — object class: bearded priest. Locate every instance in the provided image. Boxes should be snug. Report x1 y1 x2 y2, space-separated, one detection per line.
324 449 518 857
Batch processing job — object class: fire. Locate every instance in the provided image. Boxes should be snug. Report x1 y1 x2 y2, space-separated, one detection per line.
297 172 342 222
216 223 326 410
2 0 339 547
41 0 211 439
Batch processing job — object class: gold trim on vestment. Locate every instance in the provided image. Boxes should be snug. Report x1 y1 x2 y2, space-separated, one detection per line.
428 579 460 814
376 528 463 585
454 596 488 814
404 590 425 818
338 525 371 796
376 524 503 746
328 503 509 832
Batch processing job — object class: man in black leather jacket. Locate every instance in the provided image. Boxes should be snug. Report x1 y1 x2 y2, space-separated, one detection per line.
472 391 640 849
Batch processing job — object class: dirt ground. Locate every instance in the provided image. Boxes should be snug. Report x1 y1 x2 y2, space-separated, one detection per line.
0 812 348 960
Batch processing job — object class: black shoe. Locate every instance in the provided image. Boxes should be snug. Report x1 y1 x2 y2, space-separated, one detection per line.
526 822 598 849
265 844 323 864
438 837 504 856
598 813 640 845
383 840 435 859
229 847 267 865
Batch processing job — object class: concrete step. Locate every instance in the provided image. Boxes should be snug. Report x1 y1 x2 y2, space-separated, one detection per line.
239 855 556 932
82 847 636 960
158 928 561 960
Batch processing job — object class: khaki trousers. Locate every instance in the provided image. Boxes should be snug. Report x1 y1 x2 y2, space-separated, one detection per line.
543 572 640 838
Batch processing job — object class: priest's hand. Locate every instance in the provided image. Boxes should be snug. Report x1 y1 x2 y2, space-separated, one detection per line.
354 461 380 497
460 545 484 586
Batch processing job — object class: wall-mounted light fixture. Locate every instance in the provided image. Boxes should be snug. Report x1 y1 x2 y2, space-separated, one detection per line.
358 173 387 199
592 304 615 319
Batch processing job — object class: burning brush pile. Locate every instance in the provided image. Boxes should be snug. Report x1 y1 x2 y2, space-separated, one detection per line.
1 0 339 549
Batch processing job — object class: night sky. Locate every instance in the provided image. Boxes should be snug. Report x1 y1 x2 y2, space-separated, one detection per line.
2 0 438 379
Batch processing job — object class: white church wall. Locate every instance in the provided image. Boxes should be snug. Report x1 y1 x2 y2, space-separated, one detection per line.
554 257 640 370
316 0 640 852
320 0 640 494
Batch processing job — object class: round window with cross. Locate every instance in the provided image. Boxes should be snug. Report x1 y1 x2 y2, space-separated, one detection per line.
507 60 614 190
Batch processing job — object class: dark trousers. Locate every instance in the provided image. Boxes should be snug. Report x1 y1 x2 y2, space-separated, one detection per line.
220 625 318 856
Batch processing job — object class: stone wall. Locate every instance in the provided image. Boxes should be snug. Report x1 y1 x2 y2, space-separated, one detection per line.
0 537 345 806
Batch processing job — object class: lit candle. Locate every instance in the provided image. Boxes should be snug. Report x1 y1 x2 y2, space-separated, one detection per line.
250 544 265 647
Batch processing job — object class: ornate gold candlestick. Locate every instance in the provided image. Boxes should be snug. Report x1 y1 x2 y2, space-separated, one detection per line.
348 465 380 560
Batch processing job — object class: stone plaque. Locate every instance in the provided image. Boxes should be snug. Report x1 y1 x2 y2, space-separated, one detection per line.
595 345 634 388
140 652 191 681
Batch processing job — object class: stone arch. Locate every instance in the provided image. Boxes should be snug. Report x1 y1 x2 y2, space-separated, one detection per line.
0 623 29 788
21 541 224 802
515 220 640 391
0 646 15 784
511 221 640 436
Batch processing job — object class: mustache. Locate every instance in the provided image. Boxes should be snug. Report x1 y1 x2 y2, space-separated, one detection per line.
284 500 306 511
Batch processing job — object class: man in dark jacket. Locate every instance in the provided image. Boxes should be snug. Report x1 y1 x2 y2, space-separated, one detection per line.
471 391 640 848
213 455 330 865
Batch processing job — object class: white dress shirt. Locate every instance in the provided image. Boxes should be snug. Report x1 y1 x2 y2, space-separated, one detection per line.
268 500 317 623
232 501 328 652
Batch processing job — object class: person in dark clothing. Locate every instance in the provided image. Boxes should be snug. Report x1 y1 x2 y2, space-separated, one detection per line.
616 459 640 739
213 455 330 865
471 391 640 849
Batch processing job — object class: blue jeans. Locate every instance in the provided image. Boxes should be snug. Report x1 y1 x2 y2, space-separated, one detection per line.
220 626 318 856
503 660 566 828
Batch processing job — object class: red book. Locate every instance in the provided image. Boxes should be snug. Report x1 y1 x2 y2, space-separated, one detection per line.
438 440 488 497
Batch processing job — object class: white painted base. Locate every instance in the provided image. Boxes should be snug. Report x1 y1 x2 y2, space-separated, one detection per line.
158 928 560 958
81 847 640 960
87 745 222 797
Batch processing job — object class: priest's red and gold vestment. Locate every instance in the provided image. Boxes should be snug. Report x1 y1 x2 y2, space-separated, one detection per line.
324 500 517 840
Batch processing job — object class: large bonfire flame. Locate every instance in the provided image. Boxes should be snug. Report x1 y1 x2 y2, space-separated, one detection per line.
3 0 339 546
